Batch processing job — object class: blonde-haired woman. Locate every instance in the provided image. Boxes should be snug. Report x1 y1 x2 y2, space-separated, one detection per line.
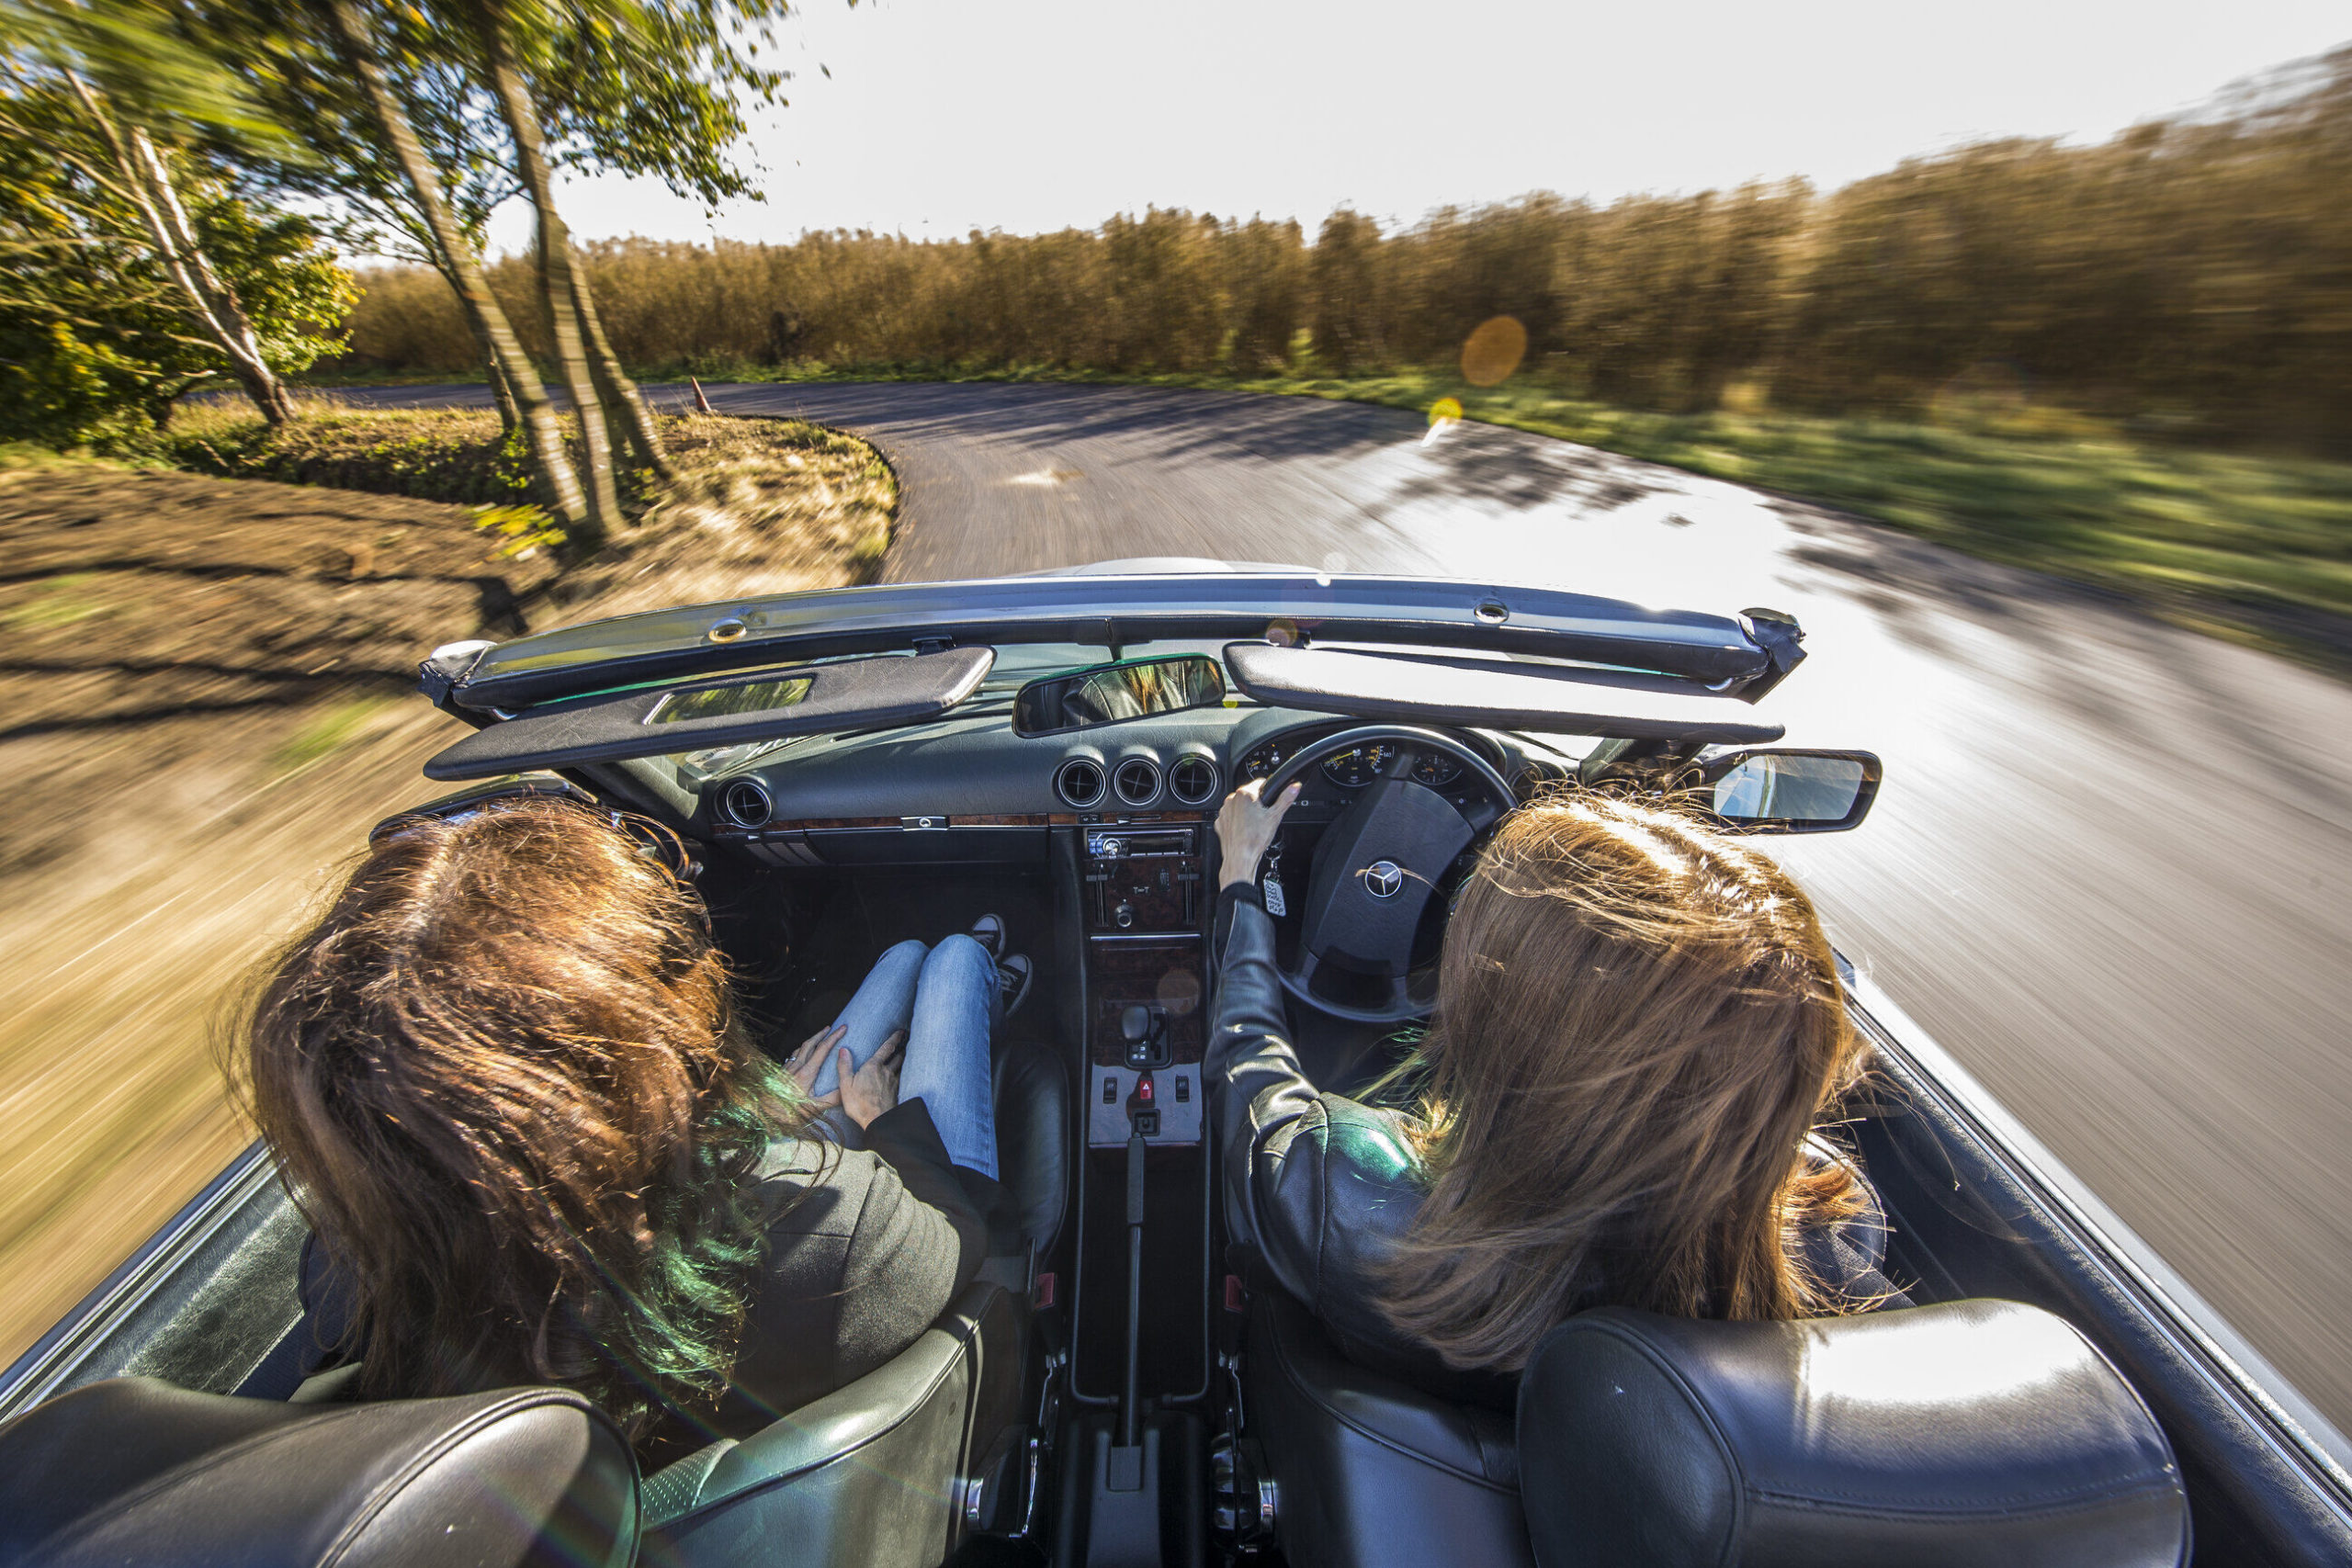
1207 784 1901 1404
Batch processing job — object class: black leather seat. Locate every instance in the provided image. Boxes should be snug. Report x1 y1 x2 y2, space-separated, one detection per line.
1243 1287 1535 1568
1518 1299 2190 1567
0 1378 636 1568
1247 1290 2188 1568
641 1280 1028 1567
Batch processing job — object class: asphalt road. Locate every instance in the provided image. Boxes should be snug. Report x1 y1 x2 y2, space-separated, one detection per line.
357 380 2352 1438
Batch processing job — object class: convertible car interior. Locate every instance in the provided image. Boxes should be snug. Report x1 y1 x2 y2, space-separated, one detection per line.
2 572 2346 1568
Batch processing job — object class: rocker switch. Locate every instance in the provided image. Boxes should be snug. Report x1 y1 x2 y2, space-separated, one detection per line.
1102 1075 1119 1104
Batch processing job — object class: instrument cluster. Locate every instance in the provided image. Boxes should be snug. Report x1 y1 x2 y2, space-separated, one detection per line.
1235 733 1467 791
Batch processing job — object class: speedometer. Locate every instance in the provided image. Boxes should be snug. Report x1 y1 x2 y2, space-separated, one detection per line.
1321 743 1396 788
1410 752 1464 787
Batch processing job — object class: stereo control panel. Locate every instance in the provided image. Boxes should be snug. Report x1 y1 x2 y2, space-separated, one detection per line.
1083 826 1202 932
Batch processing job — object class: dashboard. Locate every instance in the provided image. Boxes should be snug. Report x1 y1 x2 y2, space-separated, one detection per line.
688 701 1562 862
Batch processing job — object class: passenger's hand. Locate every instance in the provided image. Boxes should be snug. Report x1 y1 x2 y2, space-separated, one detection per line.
1216 777 1302 890
786 1022 848 1109
839 1030 906 1129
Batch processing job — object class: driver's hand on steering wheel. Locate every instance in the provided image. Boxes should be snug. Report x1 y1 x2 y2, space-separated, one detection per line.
1216 778 1302 890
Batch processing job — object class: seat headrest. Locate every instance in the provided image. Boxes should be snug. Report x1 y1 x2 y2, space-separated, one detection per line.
0 1376 637 1568
1517 1299 2188 1568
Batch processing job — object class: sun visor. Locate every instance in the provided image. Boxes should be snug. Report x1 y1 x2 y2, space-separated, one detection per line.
424 647 995 781
1223 642 1784 744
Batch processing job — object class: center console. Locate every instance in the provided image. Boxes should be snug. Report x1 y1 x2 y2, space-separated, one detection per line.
1080 820 1208 1150
1062 814 1217 1565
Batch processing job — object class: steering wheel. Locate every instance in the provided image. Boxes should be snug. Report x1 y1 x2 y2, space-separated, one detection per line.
1254 726 1516 1023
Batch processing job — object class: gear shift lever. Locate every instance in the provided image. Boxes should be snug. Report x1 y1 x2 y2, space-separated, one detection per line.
1120 1004 1170 1070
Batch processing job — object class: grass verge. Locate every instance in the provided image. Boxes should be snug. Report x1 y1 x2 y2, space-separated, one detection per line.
161 400 897 592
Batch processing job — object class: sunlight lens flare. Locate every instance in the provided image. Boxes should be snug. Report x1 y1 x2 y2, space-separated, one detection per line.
1459 316 1527 387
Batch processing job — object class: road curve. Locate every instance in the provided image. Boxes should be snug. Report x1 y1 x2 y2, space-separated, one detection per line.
351 379 2352 1436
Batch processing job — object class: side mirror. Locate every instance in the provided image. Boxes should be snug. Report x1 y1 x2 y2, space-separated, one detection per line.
1697 750 1882 833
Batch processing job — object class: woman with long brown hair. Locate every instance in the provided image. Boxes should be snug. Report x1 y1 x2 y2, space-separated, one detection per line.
1207 782 1900 1402
234 796 1024 1453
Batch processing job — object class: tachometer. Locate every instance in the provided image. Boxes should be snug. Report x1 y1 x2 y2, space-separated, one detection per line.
1321 743 1396 788
1410 751 1464 787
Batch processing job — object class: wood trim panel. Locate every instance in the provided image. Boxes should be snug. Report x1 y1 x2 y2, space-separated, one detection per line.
714 813 1052 832
717 809 1208 836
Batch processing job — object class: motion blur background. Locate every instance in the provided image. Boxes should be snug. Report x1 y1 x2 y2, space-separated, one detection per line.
353 26 2352 456
6 0 2352 1448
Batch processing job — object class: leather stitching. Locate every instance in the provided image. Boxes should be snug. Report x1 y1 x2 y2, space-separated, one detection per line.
1749 1476 2182 1514
1748 1467 2182 1514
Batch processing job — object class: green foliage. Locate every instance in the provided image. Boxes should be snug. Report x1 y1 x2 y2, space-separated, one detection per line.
0 80 353 449
191 0 793 269
472 501 564 558
519 0 793 207
0 0 303 160
192 3 506 266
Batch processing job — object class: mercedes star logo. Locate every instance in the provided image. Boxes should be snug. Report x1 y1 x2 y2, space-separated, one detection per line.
1363 860 1405 899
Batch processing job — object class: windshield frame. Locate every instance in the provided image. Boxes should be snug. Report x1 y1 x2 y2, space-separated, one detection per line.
438 571 1792 715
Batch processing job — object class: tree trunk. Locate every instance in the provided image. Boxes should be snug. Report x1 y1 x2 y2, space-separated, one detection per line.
473 1 621 543
65 74 291 426
324 0 587 533
432 256 523 434
574 269 673 479
487 357 523 434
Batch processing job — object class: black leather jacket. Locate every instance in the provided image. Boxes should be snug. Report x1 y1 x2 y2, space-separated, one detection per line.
1206 884 1905 1408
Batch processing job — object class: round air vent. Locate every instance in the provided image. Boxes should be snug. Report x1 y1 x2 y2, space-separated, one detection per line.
1168 754 1219 806
719 778 773 829
1114 757 1162 808
1055 757 1107 809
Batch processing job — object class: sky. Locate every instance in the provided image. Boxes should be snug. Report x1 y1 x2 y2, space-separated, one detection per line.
510 0 2352 253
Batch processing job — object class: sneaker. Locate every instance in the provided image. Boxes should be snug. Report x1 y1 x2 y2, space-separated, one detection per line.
967 912 1007 961
998 953 1034 1018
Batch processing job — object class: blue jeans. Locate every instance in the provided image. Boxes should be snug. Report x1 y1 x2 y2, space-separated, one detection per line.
808 935 1000 1179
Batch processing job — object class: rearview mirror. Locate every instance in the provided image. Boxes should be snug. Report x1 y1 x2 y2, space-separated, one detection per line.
1012 654 1227 736
1698 749 1882 833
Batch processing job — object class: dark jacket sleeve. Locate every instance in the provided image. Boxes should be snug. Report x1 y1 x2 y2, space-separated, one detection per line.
1206 883 1336 1303
1205 886 1430 1358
